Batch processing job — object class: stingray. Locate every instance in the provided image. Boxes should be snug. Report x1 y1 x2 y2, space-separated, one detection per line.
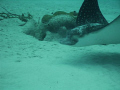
60 0 110 45
73 15 120 47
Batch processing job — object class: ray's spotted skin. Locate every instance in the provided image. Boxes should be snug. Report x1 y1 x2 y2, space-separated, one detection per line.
60 0 108 45
76 0 108 26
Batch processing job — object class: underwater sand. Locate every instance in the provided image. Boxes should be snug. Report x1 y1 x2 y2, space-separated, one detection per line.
0 0 120 90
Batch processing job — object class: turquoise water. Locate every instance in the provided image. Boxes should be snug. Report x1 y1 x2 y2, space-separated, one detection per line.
0 0 120 90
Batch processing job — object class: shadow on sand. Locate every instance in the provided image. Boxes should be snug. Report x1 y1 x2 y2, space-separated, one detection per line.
62 52 120 70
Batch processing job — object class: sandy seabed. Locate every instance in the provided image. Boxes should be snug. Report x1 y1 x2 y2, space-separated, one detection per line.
0 0 120 90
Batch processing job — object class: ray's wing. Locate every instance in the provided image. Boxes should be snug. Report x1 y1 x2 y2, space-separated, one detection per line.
74 15 120 47
76 0 108 26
